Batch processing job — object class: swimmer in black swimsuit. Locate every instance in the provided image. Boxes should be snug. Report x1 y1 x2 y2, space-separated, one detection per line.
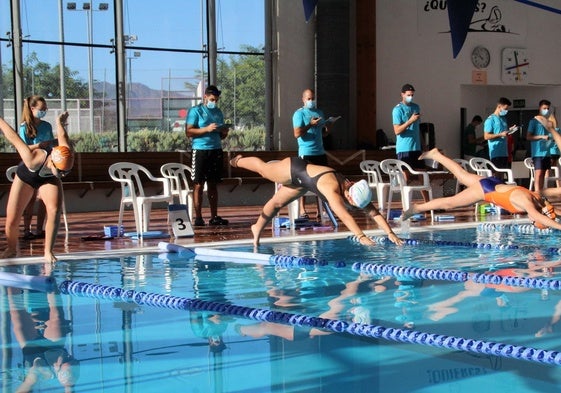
7 285 79 391
229 155 403 247
0 114 74 263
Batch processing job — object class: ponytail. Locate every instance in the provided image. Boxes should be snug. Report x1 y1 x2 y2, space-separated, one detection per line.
21 95 45 139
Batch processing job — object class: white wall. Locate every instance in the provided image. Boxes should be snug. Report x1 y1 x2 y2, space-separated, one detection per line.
376 0 561 157
273 0 316 151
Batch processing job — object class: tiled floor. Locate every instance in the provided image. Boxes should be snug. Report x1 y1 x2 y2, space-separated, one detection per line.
0 202 493 261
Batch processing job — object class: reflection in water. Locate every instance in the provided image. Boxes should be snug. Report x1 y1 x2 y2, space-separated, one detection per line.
2 234 561 391
2 265 79 392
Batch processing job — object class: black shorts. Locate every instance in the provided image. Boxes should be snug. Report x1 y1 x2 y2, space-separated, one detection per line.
490 156 510 169
191 149 224 184
397 151 424 170
533 156 552 170
300 154 328 166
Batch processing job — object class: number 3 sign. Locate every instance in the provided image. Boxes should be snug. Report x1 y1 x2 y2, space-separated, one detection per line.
168 204 194 238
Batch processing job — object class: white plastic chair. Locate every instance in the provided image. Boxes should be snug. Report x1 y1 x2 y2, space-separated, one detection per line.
523 157 535 190
452 158 471 194
6 165 69 234
108 162 172 235
469 157 516 185
359 160 390 210
470 157 517 217
546 164 561 188
160 162 194 220
524 157 561 190
379 159 434 221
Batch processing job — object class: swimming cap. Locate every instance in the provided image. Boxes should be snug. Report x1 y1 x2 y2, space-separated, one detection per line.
348 179 372 208
51 145 74 172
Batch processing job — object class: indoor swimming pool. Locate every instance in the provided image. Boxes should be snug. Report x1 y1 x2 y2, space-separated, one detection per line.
2 223 561 392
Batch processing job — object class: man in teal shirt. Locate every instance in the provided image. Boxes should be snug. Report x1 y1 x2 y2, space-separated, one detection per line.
527 99 553 193
292 88 333 218
392 84 422 167
392 83 428 202
186 85 230 227
484 97 516 171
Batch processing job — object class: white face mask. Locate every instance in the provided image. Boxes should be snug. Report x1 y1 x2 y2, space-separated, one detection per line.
206 101 217 109
499 109 508 116
305 100 316 109
541 108 550 117
404 96 413 104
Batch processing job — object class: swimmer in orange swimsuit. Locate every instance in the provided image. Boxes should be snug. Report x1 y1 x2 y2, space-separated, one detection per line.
401 148 561 230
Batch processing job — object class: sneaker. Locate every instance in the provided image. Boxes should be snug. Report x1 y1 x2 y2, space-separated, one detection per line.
22 231 36 240
193 217 205 227
209 216 229 225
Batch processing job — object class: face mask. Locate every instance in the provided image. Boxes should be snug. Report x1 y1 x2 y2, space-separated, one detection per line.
206 101 216 109
541 109 550 117
305 100 316 109
405 96 413 104
499 109 508 116
35 110 47 119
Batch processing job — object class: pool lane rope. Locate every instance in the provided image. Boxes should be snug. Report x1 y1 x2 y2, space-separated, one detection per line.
477 223 553 234
161 242 559 290
59 280 561 366
352 262 561 291
349 234 561 255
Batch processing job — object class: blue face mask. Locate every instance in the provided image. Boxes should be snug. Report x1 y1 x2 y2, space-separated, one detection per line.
206 101 217 109
541 109 550 117
305 100 316 109
405 96 413 104
499 109 508 116
36 110 47 119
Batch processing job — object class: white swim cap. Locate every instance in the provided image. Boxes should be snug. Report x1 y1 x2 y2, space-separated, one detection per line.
348 179 372 208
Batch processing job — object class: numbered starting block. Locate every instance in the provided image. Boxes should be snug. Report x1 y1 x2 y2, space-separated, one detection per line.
168 204 195 238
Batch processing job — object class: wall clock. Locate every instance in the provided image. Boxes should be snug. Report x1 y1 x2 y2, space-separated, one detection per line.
471 46 490 69
501 48 529 83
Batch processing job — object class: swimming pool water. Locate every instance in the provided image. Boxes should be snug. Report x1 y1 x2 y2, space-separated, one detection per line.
2 224 561 392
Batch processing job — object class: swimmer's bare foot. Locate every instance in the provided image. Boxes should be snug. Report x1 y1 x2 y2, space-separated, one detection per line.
235 323 266 338
1 248 17 259
419 147 440 161
44 252 57 264
251 224 260 247
427 306 458 321
230 154 243 168
401 206 418 221
535 325 553 338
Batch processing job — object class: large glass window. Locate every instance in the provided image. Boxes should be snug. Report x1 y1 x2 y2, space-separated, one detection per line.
0 0 264 152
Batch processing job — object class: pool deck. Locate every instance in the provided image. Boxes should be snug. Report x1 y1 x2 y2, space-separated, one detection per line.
0 202 522 263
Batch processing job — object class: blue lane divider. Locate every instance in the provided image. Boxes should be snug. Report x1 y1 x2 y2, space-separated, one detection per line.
58 280 561 366
158 242 327 267
349 235 561 255
477 223 553 234
352 262 561 291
